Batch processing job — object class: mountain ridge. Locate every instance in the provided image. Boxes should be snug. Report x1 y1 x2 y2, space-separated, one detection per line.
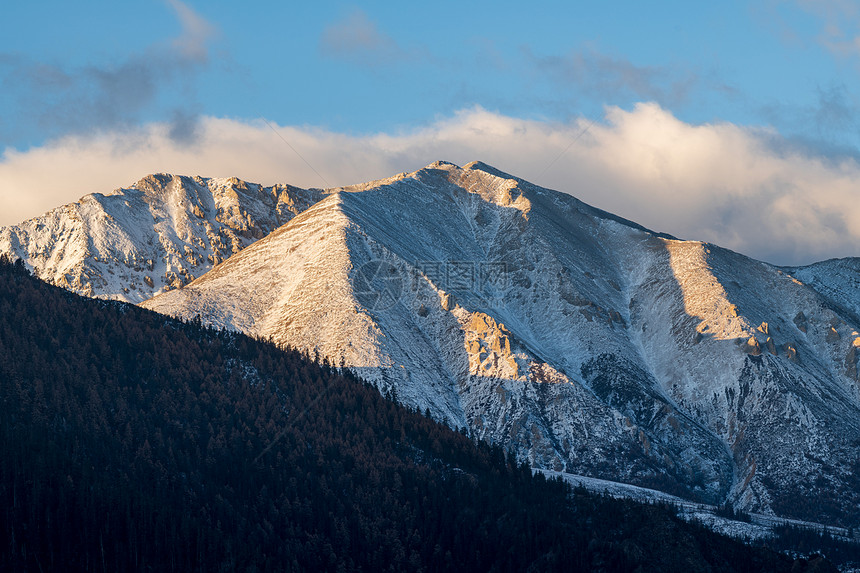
0 172 325 302
5 160 860 527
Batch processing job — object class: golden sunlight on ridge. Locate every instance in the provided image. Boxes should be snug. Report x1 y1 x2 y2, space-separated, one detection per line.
664 240 750 341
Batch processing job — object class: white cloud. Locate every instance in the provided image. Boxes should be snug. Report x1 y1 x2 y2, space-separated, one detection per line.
2 104 860 265
319 9 401 65
166 0 217 62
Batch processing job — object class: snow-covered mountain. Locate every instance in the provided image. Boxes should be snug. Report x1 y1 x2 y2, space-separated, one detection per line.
135 161 860 527
0 174 324 302
6 160 860 527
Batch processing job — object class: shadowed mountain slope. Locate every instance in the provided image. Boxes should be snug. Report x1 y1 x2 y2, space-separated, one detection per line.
1 257 827 573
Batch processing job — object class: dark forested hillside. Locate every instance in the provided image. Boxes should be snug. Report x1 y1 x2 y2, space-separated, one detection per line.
0 258 831 572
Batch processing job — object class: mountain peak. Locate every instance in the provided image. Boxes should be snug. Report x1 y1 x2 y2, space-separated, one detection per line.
0 174 324 302
463 160 517 179
424 159 460 170
419 159 517 181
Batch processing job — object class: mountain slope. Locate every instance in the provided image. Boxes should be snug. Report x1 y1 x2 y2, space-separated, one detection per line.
0 174 323 302
142 160 860 526
2 257 823 573
786 257 860 323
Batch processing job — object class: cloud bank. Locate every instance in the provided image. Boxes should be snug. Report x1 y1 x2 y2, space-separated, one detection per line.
1 103 859 266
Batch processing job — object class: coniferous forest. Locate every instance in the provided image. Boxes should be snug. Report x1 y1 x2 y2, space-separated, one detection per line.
0 258 837 572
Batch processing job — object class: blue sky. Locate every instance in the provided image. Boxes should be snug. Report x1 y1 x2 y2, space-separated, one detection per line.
3 1 855 144
2 1 860 264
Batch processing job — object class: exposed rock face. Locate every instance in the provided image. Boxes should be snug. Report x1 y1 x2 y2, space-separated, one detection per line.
746 337 762 356
0 174 324 302
794 312 809 333
137 161 860 527
764 337 777 356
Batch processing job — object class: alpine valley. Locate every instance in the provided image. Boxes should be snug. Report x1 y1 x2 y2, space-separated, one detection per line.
4 160 860 529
